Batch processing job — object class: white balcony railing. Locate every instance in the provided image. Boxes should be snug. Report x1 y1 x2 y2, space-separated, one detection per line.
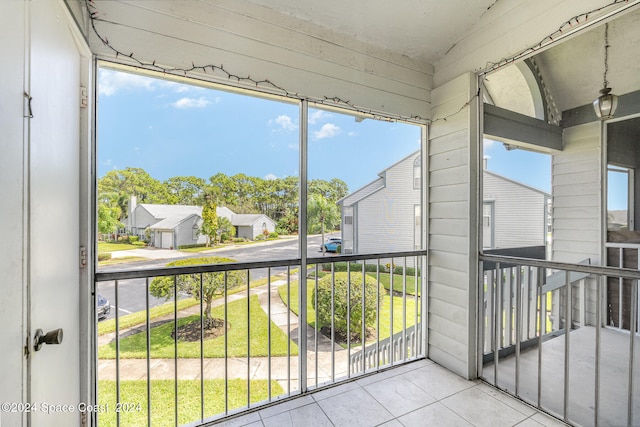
95 251 426 426
480 252 640 427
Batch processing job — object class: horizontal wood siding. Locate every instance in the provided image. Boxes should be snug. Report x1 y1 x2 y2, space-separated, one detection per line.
356 153 420 254
428 73 476 378
553 122 602 329
483 172 547 248
552 122 601 263
86 0 432 119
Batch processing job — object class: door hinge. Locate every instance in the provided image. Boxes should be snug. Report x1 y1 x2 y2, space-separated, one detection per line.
24 335 30 359
80 86 88 108
24 91 33 118
80 245 87 268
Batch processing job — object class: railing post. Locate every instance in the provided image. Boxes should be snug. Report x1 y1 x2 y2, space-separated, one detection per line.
299 99 308 392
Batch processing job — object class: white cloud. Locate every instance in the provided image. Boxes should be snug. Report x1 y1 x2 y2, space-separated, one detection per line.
270 115 297 132
483 138 497 149
313 123 341 140
171 97 211 109
264 173 278 180
348 131 357 137
309 110 329 124
99 69 157 96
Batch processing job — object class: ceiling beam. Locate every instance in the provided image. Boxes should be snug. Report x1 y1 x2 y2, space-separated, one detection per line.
561 89 640 128
484 103 563 152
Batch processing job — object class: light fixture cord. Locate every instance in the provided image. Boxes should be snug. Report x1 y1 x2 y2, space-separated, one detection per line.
603 23 610 89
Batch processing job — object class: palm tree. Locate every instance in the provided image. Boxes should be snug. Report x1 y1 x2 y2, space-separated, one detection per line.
307 194 340 254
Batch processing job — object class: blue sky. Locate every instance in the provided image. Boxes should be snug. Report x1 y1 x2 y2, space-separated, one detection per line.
99 67 628 209
98 68 421 192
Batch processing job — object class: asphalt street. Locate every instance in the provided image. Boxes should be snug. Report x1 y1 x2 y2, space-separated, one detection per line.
97 233 339 320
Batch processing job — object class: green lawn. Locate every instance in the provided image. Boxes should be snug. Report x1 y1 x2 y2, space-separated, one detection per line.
98 276 278 336
98 242 140 252
98 379 283 427
98 295 298 358
98 298 201 336
367 272 418 296
278 280 418 346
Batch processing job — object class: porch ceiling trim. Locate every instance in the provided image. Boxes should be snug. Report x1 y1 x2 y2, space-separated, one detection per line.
483 103 563 152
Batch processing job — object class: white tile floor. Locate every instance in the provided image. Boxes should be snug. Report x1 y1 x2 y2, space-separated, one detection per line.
211 359 569 427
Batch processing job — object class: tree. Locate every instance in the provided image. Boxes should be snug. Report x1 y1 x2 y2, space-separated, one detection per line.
200 197 219 246
98 167 171 205
217 216 236 242
164 176 206 205
307 194 340 252
149 257 246 329
97 191 125 236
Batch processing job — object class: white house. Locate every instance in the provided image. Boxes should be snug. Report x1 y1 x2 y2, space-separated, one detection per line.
125 199 276 247
340 150 550 254
3 1 640 426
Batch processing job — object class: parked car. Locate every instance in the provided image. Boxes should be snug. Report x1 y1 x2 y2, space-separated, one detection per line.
97 294 111 320
322 238 342 253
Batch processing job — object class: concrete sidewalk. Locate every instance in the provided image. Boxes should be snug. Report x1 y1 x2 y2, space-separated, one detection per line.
97 275 350 388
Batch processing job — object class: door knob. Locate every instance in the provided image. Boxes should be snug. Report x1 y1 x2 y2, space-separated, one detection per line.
33 328 63 351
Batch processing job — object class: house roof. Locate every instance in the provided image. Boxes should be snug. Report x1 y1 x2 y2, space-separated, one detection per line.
338 177 385 207
149 214 199 230
137 204 234 220
232 214 275 227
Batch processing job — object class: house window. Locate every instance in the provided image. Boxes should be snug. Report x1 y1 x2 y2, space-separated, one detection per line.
345 215 353 225
608 164 634 231
192 223 199 240
413 156 421 189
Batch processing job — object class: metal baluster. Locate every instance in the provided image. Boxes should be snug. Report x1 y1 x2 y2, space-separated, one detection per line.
224 272 228 414
402 257 407 361
315 264 319 387
331 264 335 382
199 273 204 422
267 267 271 401
115 280 120 427
515 266 522 396
247 269 251 407
595 275 602 427
494 263 502 386
628 278 638 426
389 258 394 366
564 270 571 422
347 262 351 377
376 259 381 369
287 266 291 394
361 262 366 373
145 278 151 427
173 276 178 427
537 267 543 408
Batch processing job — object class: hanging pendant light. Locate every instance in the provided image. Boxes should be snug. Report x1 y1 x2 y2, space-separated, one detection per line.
593 23 619 120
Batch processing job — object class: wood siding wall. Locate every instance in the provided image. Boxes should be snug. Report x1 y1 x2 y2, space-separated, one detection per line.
552 122 601 326
355 153 421 254
83 0 432 119
428 73 478 378
552 122 601 263
483 172 547 248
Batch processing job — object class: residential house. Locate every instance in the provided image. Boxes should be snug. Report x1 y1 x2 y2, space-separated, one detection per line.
340 150 550 254
3 1 640 426
125 198 276 247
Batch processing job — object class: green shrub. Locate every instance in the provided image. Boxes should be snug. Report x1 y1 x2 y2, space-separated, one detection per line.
132 241 146 247
254 234 266 241
268 232 279 239
321 262 418 276
177 244 206 249
98 253 112 261
117 235 129 243
313 272 380 343
129 235 139 243
233 237 246 243
220 232 231 242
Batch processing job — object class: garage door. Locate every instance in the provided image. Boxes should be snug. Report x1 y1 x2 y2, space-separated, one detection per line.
161 232 173 249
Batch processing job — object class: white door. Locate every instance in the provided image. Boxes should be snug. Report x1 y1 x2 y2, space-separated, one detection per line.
2 2 91 426
162 232 174 249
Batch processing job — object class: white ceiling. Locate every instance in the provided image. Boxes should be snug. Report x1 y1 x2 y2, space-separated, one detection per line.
244 0 498 65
